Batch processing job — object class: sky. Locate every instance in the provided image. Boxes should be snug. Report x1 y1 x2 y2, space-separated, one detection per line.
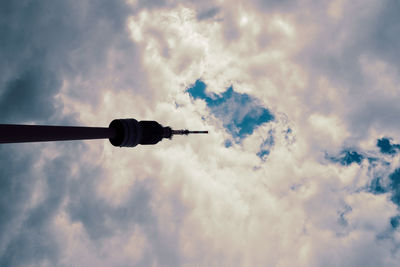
1 0 400 266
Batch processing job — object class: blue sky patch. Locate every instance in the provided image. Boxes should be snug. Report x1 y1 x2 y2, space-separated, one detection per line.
333 143 400 229
368 168 400 209
370 177 387 195
377 138 400 155
390 216 400 229
257 130 275 160
224 139 233 148
329 150 364 166
257 149 270 159
389 168 400 206
187 80 274 141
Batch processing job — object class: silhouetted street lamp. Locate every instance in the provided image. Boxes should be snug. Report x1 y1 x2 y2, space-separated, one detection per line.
0 119 208 147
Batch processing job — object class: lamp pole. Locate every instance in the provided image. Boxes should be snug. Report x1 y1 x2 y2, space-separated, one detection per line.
0 119 208 147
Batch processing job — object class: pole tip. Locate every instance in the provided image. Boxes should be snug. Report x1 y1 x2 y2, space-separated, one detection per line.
171 129 208 136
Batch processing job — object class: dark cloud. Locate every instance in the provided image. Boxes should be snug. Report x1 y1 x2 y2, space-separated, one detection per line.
0 0 146 112
0 143 185 266
0 68 62 123
187 80 274 142
295 0 400 136
137 0 168 9
0 147 37 252
66 174 183 266
0 150 74 266
67 175 155 240
0 0 152 265
253 0 300 12
367 1 400 69
196 7 221 20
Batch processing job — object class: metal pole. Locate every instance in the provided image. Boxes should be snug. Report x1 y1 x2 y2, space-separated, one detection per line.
0 124 117 144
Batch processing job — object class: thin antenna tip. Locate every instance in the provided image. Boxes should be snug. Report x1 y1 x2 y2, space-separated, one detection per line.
171 129 209 135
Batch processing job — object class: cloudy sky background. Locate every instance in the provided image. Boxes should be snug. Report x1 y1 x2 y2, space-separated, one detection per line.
1 0 400 266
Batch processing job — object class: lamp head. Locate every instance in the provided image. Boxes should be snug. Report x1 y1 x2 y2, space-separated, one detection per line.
109 119 208 147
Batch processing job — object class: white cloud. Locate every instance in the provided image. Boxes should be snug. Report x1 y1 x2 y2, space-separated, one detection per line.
54 0 400 265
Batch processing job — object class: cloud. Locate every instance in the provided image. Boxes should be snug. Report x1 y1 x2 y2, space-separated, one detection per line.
1 0 148 114
295 0 400 139
2 0 400 266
